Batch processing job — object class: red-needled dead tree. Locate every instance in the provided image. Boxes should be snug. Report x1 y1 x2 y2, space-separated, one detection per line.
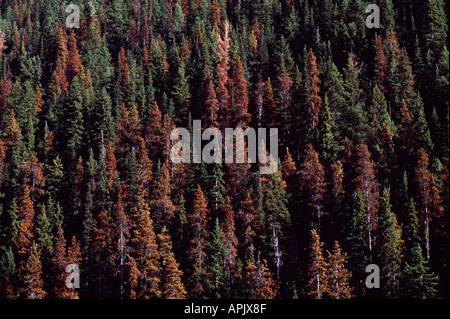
67 31 82 83
307 228 328 299
231 55 251 128
151 162 176 230
188 185 210 297
203 70 220 128
21 242 46 299
158 226 186 299
415 148 443 261
307 48 322 132
300 144 326 234
15 186 35 265
353 143 379 260
375 34 388 94
129 195 161 299
326 241 352 299
216 21 231 128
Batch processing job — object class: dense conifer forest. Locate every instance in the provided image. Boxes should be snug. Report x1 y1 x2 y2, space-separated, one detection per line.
0 0 448 299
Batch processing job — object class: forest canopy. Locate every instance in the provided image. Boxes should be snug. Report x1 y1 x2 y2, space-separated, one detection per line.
0 0 448 299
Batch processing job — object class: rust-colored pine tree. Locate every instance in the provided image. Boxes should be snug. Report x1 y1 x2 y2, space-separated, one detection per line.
326 241 352 299
415 148 443 261
67 31 82 83
231 55 251 128
282 147 298 195
119 47 130 88
244 256 277 299
215 21 231 128
15 186 35 264
211 0 221 32
21 242 46 299
105 141 119 191
0 27 7 57
353 143 379 259
307 48 322 131
65 236 82 299
330 161 345 203
2 109 21 151
300 144 326 233
151 162 176 230
375 34 388 93
158 226 186 299
49 23 69 96
216 20 230 86
307 228 328 299
264 78 277 127
203 70 220 128
145 101 163 160
0 67 13 115
188 185 210 297
129 195 161 299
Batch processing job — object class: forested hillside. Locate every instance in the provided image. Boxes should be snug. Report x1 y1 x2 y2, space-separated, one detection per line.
0 0 448 299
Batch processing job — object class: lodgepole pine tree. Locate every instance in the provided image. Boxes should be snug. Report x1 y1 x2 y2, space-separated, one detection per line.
306 48 322 132
67 31 82 84
221 196 238 286
263 78 277 128
188 185 210 297
65 236 81 299
203 70 220 128
114 182 130 299
216 20 231 128
15 186 35 265
415 148 442 261
91 210 115 298
231 55 251 128
151 162 176 230
375 188 402 298
50 225 67 298
353 143 379 260
243 253 277 299
326 241 352 299
375 34 388 94
158 226 186 299
129 195 161 299
401 244 439 299
21 242 46 299
300 144 326 234
205 218 228 298
307 228 328 299
49 23 69 97
145 101 163 160
239 186 259 259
